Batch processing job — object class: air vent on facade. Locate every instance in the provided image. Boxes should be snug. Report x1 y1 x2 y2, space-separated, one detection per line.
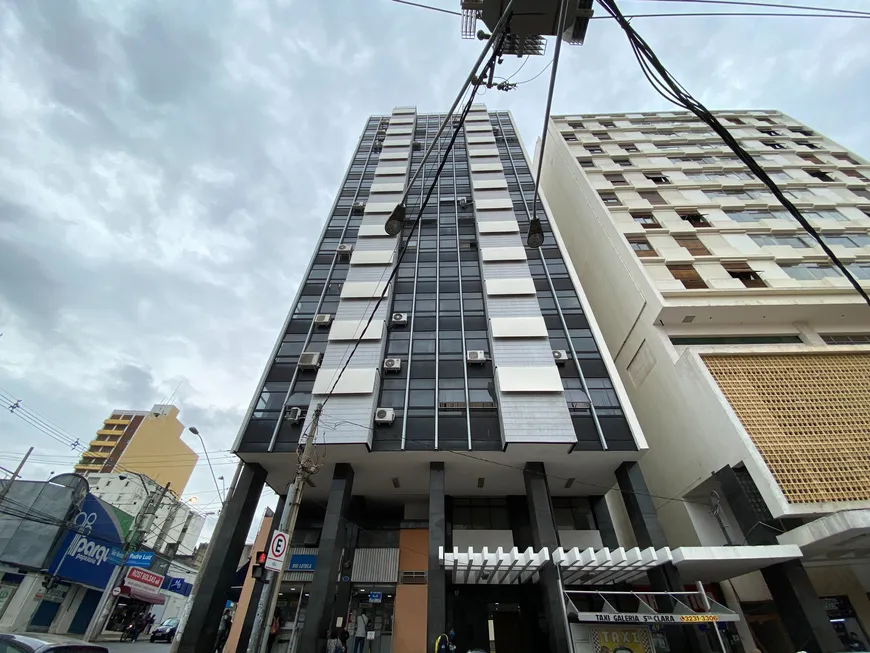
337 244 353 258
553 350 568 365
682 315 696 323
314 314 333 327
375 408 396 425
400 570 427 585
297 352 322 370
383 358 402 372
391 312 408 326
467 350 486 364
352 202 366 215
286 407 303 424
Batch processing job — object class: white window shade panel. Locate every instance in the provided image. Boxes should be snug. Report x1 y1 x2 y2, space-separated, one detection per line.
469 148 500 158
471 162 503 172
496 367 564 393
467 135 496 145
473 178 508 190
328 320 385 341
481 246 527 262
383 138 412 147
478 221 520 234
380 151 409 160
466 113 489 122
490 316 548 338
341 280 389 299
312 368 378 395
466 123 492 132
391 116 414 124
358 224 392 237
476 198 514 211
485 278 536 296
370 182 405 194
364 202 396 214
375 166 406 177
350 249 395 265
393 107 415 114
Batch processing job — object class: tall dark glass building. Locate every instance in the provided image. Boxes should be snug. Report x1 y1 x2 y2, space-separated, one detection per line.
180 107 729 653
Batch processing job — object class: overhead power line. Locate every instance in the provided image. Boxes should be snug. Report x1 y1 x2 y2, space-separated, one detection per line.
592 11 870 18
629 0 870 17
388 0 460 15
597 0 870 307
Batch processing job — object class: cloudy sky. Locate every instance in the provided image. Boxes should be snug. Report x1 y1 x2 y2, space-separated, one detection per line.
1 0 868 541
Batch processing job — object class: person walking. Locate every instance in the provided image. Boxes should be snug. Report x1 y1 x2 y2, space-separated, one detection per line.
339 628 350 653
145 613 156 634
216 609 233 653
267 611 281 653
353 611 369 653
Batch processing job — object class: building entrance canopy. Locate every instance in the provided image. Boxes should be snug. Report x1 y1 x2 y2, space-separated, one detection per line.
439 544 802 585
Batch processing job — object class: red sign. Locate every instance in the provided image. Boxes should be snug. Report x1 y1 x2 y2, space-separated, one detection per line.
125 567 164 592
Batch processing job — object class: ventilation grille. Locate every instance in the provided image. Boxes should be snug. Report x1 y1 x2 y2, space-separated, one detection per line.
400 570 427 585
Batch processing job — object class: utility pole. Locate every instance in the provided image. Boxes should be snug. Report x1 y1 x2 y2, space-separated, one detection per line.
0 447 32 505
247 404 323 653
84 480 171 641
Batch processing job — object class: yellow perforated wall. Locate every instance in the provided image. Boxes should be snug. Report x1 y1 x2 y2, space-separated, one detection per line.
703 353 870 504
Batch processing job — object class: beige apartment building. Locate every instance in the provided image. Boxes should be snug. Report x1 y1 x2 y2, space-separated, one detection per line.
539 109 870 653
74 403 198 493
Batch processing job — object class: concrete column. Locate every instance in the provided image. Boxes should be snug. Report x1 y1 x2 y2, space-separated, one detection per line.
177 462 266 653
714 465 840 653
615 462 709 653
590 495 619 549
299 463 354 653
427 463 446 650
332 497 363 632
523 462 574 653
236 497 287 653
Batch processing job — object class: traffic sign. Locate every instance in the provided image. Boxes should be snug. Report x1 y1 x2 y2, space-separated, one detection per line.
265 530 289 572
111 587 121 596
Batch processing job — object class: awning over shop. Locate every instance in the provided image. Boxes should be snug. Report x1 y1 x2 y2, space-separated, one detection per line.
439 544 802 585
777 509 870 560
119 585 165 605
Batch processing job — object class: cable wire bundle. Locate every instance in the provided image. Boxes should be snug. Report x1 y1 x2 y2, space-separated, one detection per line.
597 0 870 307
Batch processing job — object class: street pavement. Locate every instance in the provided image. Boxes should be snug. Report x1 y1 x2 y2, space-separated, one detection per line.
102 640 173 653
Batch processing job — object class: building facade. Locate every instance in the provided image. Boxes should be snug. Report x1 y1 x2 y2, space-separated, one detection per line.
179 106 807 653
86 473 206 560
74 404 198 493
540 109 870 652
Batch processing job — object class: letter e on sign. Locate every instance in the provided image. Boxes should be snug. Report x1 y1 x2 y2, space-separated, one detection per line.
265 531 289 572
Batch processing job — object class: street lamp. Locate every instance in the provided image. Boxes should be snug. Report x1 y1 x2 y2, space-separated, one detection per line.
188 427 225 505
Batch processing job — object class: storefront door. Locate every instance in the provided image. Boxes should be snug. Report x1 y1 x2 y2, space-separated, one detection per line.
69 588 102 635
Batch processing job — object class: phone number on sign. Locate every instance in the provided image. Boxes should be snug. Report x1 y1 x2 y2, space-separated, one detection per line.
680 615 719 623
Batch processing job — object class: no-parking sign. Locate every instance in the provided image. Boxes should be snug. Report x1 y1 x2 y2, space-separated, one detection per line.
265 530 289 572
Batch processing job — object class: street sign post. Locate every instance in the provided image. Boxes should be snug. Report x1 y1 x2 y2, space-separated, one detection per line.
264 531 288 573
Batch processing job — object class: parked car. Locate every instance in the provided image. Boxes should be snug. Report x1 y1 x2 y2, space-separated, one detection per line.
150 618 180 643
0 633 108 653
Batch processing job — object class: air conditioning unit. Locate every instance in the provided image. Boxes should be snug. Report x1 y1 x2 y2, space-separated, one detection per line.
458 197 471 208
297 352 322 370
383 358 402 372
391 312 408 326
412 141 423 151
314 313 333 327
375 407 396 425
553 350 568 365
467 350 486 364
352 202 366 214
376 128 387 136
493 127 501 136
286 407 303 424
337 244 353 258
373 141 383 152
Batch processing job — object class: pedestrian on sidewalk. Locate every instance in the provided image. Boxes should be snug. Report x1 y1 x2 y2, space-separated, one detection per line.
216 609 233 653
353 611 369 653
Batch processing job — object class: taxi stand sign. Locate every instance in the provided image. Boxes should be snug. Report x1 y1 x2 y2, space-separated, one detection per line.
565 589 739 626
570 611 739 624
265 530 289 573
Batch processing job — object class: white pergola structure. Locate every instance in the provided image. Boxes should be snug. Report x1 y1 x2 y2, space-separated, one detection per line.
439 544 803 585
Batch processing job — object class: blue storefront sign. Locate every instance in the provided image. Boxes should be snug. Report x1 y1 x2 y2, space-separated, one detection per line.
368 591 382 604
161 575 193 596
47 494 125 590
288 554 317 571
124 551 154 568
